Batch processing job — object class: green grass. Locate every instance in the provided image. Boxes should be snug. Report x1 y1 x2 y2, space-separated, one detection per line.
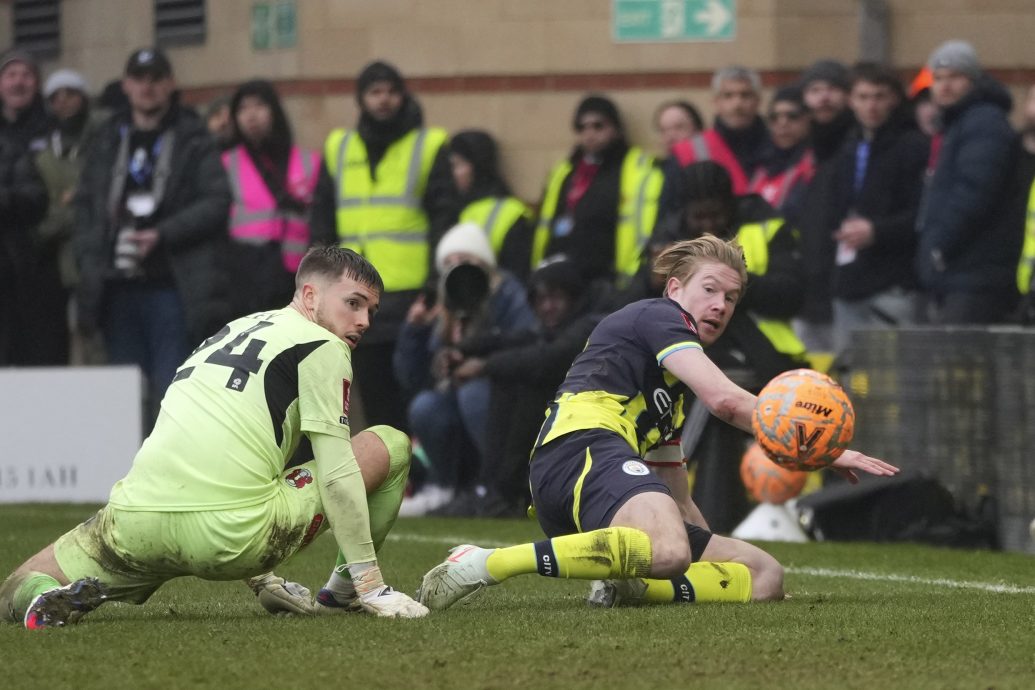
2 504 1034 689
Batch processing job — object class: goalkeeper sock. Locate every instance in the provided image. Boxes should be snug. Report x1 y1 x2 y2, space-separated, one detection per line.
641 562 752 603
323 426 412 599
0 571 62 622
485 527 653 582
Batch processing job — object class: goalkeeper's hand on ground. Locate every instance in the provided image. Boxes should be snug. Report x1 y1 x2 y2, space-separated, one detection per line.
246 572 315 616
351 563 429 618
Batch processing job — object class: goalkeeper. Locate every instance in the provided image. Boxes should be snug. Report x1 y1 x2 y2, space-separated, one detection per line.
1 246 427 629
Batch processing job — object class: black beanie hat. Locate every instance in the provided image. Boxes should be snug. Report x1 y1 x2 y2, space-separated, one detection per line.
450 130 498 180
530 257 586 300
770 84 806 111
573 94 623 132
799 59 850 92
356 60 405 100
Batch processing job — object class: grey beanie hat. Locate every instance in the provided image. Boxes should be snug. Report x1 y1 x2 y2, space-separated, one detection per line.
928 40 981 80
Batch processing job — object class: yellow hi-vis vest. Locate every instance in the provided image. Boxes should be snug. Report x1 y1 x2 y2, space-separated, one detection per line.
324 126 448 291
532 147 663 282
1018 179 1035 295
736 220 808 358
459 196 532 259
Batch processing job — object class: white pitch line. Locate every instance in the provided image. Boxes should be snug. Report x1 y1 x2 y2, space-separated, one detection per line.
387 532 1035 595
787 566 1035 595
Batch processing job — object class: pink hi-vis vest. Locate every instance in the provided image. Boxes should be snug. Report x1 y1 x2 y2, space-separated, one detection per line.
223 145 320 272
671 129 750 195
748 149 815 210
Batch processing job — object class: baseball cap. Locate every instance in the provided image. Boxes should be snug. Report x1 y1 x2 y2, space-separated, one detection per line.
124 48 173 79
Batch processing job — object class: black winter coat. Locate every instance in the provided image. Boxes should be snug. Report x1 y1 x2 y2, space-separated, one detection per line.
0 132 48 363
915 77 1020 295
827 111 930 300
74 105 232 342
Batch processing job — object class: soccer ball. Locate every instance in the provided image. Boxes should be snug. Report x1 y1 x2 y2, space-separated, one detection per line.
751 368 855 471
740 441 808 504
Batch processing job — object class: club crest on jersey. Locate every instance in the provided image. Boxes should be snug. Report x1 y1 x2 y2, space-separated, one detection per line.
622 460 650 476
340 378 351 424
285 468 313 488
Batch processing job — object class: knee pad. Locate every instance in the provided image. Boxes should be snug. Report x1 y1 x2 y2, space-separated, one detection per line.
364 425 411 477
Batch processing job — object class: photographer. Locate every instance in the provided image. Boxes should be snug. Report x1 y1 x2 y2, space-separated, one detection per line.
394 222 536 516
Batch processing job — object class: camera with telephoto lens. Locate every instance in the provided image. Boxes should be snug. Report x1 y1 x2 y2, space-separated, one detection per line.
441 262 490 317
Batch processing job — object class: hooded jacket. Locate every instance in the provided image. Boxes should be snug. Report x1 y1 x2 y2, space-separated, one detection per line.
915 76 1020 295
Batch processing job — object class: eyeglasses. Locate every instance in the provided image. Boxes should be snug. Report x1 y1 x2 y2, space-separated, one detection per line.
768 110 805 123
576 119 608 132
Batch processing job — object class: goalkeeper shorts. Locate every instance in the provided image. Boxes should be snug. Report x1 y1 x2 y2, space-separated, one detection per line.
53 460 330 604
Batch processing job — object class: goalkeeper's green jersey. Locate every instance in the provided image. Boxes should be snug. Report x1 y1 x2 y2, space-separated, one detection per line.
109 308 352 512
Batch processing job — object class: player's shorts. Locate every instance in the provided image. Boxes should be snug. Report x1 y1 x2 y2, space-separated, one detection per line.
52 461 330 605
529 428 673 538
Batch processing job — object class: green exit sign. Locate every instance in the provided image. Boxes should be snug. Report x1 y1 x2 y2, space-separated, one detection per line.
614 0 735 42
252 1 297 50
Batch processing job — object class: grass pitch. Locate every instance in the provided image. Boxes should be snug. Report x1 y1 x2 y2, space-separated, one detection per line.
2 504 1034 690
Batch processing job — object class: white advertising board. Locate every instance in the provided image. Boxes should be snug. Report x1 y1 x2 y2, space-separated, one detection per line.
0 366 141 502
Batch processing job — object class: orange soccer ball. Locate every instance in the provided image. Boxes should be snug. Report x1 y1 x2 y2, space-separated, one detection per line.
751 368 855 471
740 441 808 504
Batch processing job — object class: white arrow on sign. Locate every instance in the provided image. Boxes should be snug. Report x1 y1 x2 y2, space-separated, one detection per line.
694 0 732 36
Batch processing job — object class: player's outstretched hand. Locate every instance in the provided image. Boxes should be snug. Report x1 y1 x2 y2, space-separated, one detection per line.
357 585 430 618
247 572 315 616
829 450 900 484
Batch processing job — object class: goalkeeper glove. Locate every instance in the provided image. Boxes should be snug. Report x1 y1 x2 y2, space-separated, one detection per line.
246 572 315 616
350 563 429 618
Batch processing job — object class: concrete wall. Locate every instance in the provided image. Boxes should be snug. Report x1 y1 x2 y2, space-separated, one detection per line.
4 0 1034 199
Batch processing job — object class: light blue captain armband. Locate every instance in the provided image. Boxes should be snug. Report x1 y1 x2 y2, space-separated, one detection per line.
656 341 703 364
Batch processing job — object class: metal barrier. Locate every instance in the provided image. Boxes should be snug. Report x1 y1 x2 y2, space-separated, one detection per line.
847 327 1035 553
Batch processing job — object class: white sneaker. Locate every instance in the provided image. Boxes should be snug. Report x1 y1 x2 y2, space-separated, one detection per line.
417 544 496 611
398 485 454 517
586 578 647 608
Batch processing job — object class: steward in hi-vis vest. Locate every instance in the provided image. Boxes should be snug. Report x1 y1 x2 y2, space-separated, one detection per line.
223 80 319 318
533 95 662 288
309 61 459 432
450 129 535 282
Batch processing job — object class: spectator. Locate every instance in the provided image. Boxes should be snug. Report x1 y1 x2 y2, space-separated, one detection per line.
205 94 235 151
451 257 602 517
794 59 855 354
825 63 929 361
0 131 48 365
1002 85 1035 323
452 129 534 282
750 85 815 226
667 66 769 201
310 60 459 433
222 79 319 317
800 59 854 163
394 222 536 516
654 100 705 158
35 69 105 365
653 161 806 532
0 50 49 153
916 40 1020 324
75 47 231 427
909 66 940 138
532 94 662 288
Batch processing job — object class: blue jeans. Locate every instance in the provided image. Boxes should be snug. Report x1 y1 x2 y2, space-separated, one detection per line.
103 283 191 429
408 378 490 489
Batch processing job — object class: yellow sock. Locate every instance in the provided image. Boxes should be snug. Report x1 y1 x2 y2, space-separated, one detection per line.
641 562 752 603
485 527 653 582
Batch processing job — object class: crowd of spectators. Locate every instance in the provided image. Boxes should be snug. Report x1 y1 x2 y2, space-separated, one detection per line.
2 40 1034 525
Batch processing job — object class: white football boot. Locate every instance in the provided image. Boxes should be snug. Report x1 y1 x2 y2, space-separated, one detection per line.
417 544 496 611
